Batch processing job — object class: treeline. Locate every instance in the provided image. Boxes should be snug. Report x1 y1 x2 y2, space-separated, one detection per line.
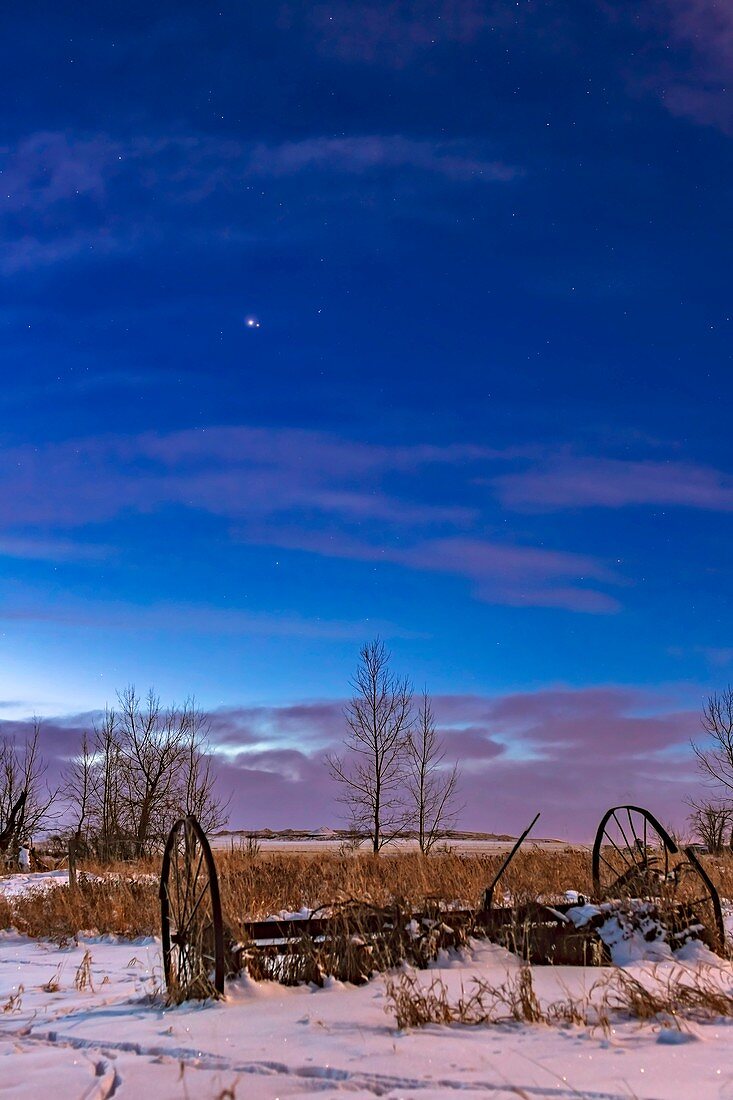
0 686 228 860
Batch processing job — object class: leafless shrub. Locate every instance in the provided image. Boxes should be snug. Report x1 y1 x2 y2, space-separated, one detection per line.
2 985 24 1013
244 834 261 858
42 963 64 993
74 948 94 992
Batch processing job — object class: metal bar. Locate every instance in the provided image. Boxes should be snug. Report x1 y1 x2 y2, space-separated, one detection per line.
612 811 638 866
68 837 77 892
480 812 541 912
240 908 477 942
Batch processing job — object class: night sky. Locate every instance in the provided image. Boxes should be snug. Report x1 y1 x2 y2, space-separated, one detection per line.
2 1 732 838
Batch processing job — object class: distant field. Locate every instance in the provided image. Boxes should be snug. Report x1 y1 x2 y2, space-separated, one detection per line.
210 829 576 855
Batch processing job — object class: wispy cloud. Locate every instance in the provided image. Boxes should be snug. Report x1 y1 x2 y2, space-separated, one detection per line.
494 454 733 512
0 536 111 563
656 0 733 130
0 425 619 614
246 135 518 182
0 131 118 211
301 1 505 67
0 588 408 641
0 426 486 528
0 129 518 272
257 528 622 613
605 1 733 133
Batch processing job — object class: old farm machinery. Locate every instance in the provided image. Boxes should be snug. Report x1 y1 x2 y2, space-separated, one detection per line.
159 804 727 1002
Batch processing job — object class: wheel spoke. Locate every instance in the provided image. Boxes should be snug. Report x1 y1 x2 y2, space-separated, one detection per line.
612 812 639 867
179 880 211 940
604 828 635 872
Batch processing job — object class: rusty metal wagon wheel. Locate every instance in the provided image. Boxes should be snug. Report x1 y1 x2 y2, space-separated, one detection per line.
160 815 225 1000
593 805 676 899
592 804 725 953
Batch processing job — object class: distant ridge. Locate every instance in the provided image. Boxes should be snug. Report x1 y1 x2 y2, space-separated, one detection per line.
213 827 567 845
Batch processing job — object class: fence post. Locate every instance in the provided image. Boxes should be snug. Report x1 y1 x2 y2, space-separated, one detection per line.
68 837 77 892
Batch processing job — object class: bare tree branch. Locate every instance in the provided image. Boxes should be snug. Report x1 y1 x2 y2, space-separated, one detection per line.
406 690 461 853
327 639 413 852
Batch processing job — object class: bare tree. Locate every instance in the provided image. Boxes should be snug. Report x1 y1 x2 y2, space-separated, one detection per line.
328 639 413 853
687 798 733 853
62 731 94 847
117 686 191 856
95 707 126 859
65 690 230 860
406 690 461 853
692 687 733 794
0 719 58 846
180 699 230 834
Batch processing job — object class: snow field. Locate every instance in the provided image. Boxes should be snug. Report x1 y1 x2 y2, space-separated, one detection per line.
1 930 733 1098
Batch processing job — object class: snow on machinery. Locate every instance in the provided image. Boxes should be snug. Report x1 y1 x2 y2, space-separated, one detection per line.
158 804 726 1002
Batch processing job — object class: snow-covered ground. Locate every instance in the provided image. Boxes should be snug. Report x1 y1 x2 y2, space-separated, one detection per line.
2 870 733 1098
1 931 733 1098
0 869 70 899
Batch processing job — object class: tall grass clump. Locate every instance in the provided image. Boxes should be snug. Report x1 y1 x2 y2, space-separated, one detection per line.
3 876 159 939
385 963 733 1031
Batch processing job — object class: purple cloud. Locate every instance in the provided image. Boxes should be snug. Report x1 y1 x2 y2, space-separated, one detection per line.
0 426 484 529
247 135 518 182
657 0 733 129
302 1 505 67
494 455 733 512
0 131 119 212
0 536 111 564
1 131 514 212
604 1 733 132
240 528 620 614
7 685 704 841
0 590 411 642
0 129 518 271
0 426 619 613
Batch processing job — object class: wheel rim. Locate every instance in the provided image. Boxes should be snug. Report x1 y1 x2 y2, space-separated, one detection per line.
592 805 675 899
592 804 725 953
160 815 224 999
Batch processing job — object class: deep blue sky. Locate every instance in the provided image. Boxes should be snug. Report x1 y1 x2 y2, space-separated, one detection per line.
1 1 732 833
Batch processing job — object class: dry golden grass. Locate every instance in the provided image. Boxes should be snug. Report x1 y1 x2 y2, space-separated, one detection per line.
0 876 159 939
214 846 596 938
0 845 731 943
385 963 733 1030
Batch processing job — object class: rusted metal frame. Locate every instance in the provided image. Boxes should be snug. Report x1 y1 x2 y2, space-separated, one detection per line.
480 812 541 911
240 908 474 944
592 804 724 953
683 844 725 951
